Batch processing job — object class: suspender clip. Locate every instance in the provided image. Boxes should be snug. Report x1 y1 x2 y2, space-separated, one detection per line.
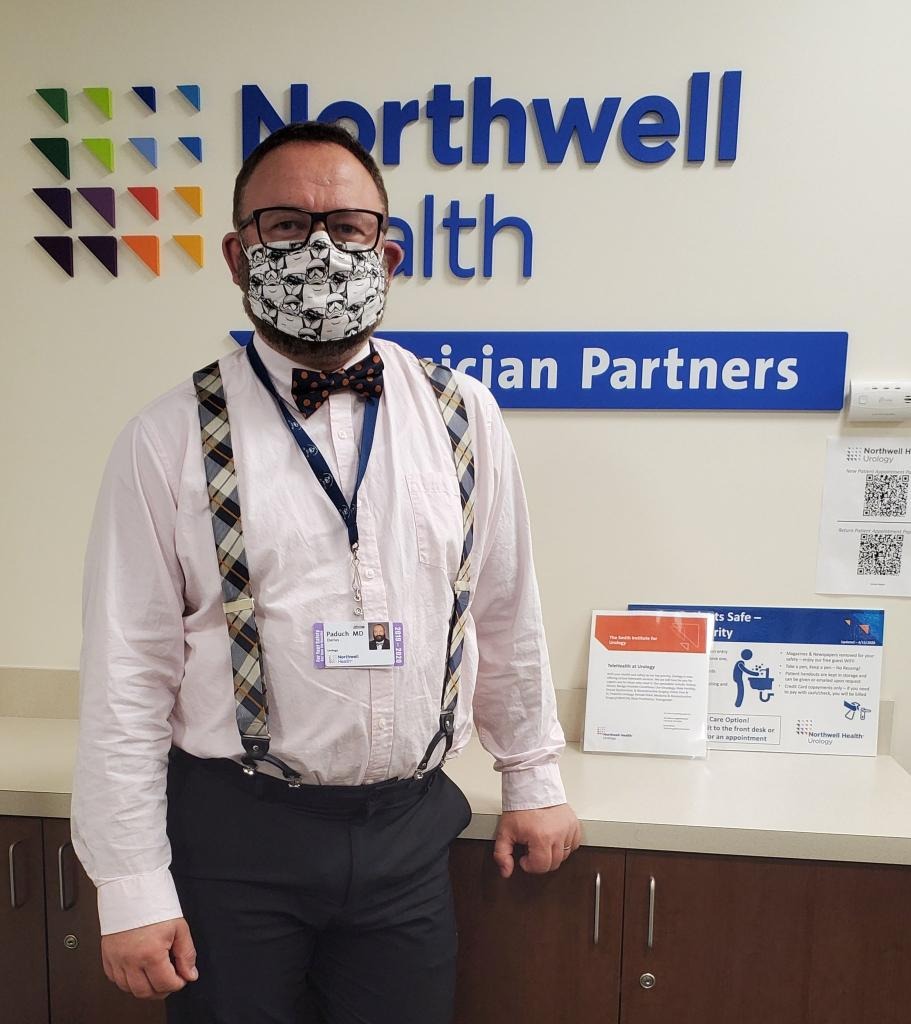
241 735 267 777
241 735 303 788
414 709 457 780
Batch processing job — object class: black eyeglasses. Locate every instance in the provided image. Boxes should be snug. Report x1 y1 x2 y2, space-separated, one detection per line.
238 207 386 253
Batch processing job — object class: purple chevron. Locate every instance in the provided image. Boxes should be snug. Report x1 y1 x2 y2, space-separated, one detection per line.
77 187 116 228
35 236 74 276
33 187 72 228
79 235 118 276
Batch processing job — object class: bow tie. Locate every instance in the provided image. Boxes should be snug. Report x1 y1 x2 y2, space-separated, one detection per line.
290 351 385 418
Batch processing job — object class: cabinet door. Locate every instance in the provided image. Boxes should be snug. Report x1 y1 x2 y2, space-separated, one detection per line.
621 850 911 1024
450 839 625 1024
43 818 165 1024
1 816 49 1024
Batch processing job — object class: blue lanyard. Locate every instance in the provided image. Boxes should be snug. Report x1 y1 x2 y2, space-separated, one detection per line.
245 343 379 552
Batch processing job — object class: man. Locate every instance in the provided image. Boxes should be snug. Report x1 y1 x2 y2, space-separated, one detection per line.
369 622 391 650
72 121 578 1024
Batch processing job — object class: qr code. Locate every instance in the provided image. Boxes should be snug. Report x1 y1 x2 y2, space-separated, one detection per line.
863 473 910 518
857 532 904 576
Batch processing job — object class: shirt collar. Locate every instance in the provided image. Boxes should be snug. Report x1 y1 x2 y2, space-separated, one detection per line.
250 332 372 410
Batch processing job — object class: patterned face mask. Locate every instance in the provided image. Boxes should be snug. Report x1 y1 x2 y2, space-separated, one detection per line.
244 232 386 344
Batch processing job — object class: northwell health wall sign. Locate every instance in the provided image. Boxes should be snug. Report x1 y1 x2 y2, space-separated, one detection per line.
243 72 743 281
30 72 848 410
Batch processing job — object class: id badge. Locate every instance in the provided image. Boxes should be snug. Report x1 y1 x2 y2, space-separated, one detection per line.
314 621 404 668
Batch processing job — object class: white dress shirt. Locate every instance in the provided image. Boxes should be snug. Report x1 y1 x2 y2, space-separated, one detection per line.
72 335 566 935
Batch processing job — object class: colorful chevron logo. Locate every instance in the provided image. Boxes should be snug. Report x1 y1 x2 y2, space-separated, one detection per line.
31 84 207 277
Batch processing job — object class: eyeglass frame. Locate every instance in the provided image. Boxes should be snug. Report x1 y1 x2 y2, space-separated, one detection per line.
237 206 389 252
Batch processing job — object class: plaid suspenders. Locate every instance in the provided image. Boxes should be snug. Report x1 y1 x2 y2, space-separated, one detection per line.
414 360 476 778
192 355 475 784
193 361 302 784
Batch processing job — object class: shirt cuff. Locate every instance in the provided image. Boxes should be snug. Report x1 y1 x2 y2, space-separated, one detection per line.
500 763 567 811
96 866 183 935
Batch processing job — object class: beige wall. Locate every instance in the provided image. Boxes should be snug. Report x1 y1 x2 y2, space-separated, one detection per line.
3 1 911 765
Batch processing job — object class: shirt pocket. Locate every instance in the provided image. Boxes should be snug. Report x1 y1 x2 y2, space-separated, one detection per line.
406 472 463 576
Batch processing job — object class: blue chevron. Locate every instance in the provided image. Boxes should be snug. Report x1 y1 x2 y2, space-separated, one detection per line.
132 86 157 112
179 135 203 161
129 136 158 167
177 84 201 111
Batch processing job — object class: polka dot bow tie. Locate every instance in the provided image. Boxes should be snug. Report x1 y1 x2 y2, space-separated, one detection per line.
290 351 385 418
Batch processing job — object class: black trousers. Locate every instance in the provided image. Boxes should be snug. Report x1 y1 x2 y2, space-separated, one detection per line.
164 748 473 1024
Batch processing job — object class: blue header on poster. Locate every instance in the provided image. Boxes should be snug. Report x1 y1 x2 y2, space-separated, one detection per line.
629 604 885 646
383 331 848 410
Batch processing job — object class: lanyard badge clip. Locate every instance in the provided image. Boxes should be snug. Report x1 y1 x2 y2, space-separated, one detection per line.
350 541 364 617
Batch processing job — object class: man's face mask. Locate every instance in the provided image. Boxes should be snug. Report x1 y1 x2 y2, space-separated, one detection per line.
244 231 386 344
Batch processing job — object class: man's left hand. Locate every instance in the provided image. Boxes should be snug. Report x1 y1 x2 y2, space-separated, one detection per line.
493 804 582 878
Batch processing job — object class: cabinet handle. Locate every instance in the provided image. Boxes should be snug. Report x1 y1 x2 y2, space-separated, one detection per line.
57 841 75 911
593 872 601 944
647 875 656 950
8 840 24 909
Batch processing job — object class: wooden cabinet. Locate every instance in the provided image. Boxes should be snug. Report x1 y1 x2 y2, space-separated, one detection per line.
451 841 625 1023
1 816 49 1024
621 851 911 1024
4 817 164 1024
8 821 911 1022
42 818 165 1024
451 840 911 1024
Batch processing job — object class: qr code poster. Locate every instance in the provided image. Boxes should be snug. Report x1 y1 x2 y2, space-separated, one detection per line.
818 437 911 597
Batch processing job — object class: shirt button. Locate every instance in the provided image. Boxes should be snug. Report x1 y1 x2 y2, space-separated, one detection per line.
365 568 376 579
337 429 347 439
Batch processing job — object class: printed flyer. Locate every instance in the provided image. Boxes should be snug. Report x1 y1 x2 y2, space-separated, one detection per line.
583 611 713 758
630 604 884 755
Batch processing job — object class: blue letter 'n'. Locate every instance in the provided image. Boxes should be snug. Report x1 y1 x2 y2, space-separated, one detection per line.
241 85 309 159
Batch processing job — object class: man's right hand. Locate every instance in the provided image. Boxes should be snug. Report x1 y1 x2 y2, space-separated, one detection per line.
101 917 198 1000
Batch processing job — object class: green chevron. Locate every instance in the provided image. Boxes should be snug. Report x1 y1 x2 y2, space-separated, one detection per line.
82 137 115 172
30 137 70 178
36 89 68 122
84 87 113 119
37 88 68 123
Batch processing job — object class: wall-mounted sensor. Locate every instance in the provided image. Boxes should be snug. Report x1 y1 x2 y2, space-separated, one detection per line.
847 381 911 422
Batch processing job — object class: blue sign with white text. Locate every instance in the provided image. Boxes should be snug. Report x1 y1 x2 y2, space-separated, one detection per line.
381 331 848 410
629 605 884 646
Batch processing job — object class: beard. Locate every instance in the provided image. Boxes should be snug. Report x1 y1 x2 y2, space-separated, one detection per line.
237 252 384 369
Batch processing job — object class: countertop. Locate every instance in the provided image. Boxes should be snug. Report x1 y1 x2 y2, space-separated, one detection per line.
4 717 911 866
